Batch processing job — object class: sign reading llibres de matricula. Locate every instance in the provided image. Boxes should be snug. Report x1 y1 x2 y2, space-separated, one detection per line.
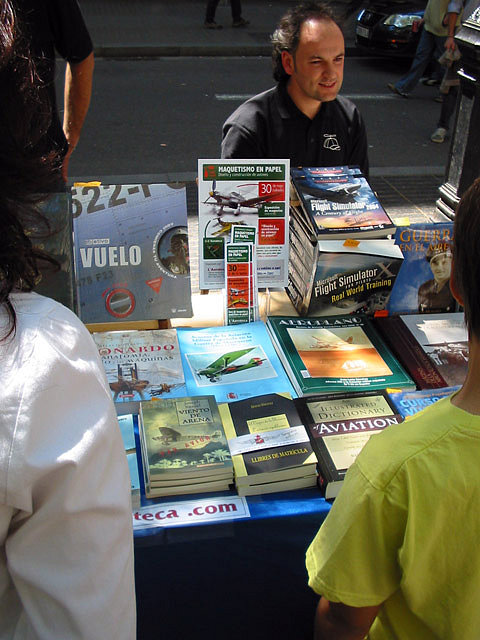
198 159 290 290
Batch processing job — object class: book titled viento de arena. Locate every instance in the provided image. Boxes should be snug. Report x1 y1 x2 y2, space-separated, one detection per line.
139 395 233 498
266 315 415 396
219 392 318 496
93 328 186 403
294 390 402 499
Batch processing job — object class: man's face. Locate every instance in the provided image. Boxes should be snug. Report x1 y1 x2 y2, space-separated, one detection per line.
430 253 452 284
282 18 345 111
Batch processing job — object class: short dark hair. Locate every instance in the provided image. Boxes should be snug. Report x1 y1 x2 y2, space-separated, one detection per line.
0 0 61 339
452 177 480 340
271 1 342 82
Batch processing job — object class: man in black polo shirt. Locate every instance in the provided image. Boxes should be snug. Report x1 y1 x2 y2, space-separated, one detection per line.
14 0 94 182
221 1 369 176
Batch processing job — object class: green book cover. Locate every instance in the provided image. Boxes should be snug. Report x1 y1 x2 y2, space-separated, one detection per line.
266 314 415 396
139 396 232 483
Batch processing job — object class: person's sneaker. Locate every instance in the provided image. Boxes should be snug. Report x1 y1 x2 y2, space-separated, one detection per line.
431 127 447 143
387 82 409 98
232 18 250 27
204 21 222 29
422 77 441 86
434 94 444 103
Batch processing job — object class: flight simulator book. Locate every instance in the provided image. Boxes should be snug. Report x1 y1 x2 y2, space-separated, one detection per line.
176 321 297 403
290 166 395 240
287 237 404 317
73 182 192 324
266 314 415 397
93 328 186 403
198 159 290 289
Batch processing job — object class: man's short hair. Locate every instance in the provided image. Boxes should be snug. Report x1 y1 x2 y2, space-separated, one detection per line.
453 177 480 340
271 1 342 82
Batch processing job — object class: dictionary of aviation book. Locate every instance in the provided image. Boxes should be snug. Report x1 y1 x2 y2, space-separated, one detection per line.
294 390 402 499
287 238 404 317
266 315 415 397
93 329 186 403
218 392 318 496
375 312 468 389
290 166 395 240
138 396 233 498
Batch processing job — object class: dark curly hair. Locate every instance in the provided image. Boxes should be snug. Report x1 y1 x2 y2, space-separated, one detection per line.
0 0 61 338
271 1 343 82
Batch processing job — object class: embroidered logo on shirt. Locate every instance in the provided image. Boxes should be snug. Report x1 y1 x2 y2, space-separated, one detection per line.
323 134 341 151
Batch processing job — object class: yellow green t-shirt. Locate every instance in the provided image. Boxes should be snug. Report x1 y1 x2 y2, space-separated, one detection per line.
306 396 480 639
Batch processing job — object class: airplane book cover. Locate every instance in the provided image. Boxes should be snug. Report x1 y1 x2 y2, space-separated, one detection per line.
139 396 232 492
375 312 468 389
291 167 395 239
198 159 290 289
218 392 317 490
387 386 460 419
388 222 456 314
266 315 415 396
287 238 404 317
73 182 192 323
294 390 402 499
93 328 186 403
176 321 297 403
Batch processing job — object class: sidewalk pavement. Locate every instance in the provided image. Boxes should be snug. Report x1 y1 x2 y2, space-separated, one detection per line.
80 0 358 57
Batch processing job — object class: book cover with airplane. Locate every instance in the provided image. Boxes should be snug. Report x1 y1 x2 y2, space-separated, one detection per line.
93 328 186 403
266 315 415 396
198 159 290 289
176 321 297 403
290 167 395 239
72 183 192 324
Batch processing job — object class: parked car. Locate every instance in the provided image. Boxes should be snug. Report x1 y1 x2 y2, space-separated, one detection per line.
355 0 427 57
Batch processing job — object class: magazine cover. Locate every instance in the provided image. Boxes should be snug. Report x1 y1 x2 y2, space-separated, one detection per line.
93 328 186 402
72 183 192 323
291 167 395 238
388 386 460 419
177 321 297 403
388 223 455 314
267 315 414 396
198 159 290 289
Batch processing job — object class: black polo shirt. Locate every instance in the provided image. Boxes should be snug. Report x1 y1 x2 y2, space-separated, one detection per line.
221 81 369 177
14 0 93 156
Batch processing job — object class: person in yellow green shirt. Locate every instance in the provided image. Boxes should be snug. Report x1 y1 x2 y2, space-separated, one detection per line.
306 176 480 639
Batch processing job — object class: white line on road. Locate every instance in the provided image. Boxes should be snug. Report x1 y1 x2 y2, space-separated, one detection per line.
215 93 398 101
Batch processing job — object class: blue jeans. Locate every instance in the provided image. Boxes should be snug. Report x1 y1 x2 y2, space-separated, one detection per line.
395 28 446 94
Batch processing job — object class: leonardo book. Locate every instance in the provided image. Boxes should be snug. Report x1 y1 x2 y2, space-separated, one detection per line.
294 390 402 499
139 395 233 498
218 392 318 496
266 314 415 396
93 328 186 403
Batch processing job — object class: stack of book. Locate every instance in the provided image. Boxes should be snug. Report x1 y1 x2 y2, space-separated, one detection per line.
218 393 318 496
288 166 398 316
138 395 233 498
266 314 415 397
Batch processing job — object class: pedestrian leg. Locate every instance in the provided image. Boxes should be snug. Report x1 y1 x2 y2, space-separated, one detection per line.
205 0 220 24
395 29 436 94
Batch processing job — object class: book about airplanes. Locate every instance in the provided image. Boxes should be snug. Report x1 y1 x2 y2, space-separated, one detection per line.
139 396 233 497
388 222 456 314
176 321 297 403
294 390 402 499
218 392 317 495
266 315 414 397
287 238 404 317
93 328 186 403
72 183 192 324
375 312 468 389
290 167 395 239
387 386 460 419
